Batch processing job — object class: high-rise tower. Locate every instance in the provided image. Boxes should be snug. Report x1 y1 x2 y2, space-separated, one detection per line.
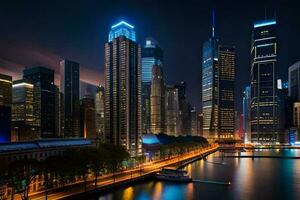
104 21 142 156
202 10 219 139
250 19 278 144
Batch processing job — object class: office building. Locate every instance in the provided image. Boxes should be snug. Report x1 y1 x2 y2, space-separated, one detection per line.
80 94 96 140
0 74 12 142
164 85 180 136
294 102 300 129
150 65 165 134
190 106 198 136
202 11 219 139
218 46 235 139
141 38 163 134
95 84 105 142
104 21 142 156
288 61 300 102
243 86 251 142
250 19 278 144
23 66 57 138
11 80 38 141
60 60 80 138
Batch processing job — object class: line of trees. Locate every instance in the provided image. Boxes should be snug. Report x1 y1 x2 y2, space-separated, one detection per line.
0 144 130 200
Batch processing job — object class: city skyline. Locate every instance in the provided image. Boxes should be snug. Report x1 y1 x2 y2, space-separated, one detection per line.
1 1 299 113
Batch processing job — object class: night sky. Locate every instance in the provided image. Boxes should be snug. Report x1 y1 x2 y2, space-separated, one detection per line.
0 0 299 113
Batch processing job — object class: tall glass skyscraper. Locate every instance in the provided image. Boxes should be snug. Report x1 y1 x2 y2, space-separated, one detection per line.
250 19 278 144
243 86 251 142
202 11 219 139
23 66 57 138
141 38 163 134
0 73 12 142
60 60 80 138
105 21 142 157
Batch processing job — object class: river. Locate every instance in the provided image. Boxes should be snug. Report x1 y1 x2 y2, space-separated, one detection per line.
96 149 300 200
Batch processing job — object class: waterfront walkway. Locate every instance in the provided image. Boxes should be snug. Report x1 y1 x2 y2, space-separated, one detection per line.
23 145 218 200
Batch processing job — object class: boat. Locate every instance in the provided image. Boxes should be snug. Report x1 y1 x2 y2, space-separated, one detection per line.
156 168 191 182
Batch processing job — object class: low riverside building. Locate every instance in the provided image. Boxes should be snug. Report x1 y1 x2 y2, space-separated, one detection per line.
0 139 91 198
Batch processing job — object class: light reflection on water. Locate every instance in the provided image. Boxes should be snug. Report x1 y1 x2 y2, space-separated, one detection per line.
97 149 300 200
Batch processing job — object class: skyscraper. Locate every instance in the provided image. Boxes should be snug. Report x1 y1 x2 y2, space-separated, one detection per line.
176 81 191 136
141 38 163 134
288 61 300 102
11 80 38 141
218 46 235 139
60 60 80 138
164 85 180 136
150 65 165 134
104 21 142 156
80 94 96 140
190 106 198 136
202 11 219 139
243 86 251 142
23 66 57 138
0 74 12 142
95 84 105 142
250 19 278 144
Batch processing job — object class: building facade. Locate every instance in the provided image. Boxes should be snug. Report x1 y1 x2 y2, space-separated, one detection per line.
164 85 180 136
60 60 80 138
218 46 235 139
104 21 142 156
23 67 57 138
250 19 278 144
243 86 251 142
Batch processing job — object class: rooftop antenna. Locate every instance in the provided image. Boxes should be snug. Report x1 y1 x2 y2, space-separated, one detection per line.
212 9 215 38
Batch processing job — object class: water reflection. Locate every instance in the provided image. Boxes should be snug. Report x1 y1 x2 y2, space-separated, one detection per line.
97 149 300 200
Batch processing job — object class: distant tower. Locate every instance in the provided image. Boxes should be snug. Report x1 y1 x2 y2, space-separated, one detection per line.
80 94 96 140
141 38 163 134
202 10 219 139
60 60 80 138
150 65 165 134
95 84 105 142
104 21 142 156
164 85 180 136
250 19 278 144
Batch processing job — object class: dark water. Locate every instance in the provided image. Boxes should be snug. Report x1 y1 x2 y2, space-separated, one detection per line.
97 149 300 200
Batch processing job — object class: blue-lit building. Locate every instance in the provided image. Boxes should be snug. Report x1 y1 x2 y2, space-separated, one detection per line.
202 11 219 139
60 60 80 138
105 21 142 157
141 38 163 134
243 86 251 142
250 19 278 144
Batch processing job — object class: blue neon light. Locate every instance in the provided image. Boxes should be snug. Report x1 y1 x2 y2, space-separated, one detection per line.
257 43 273 48
111 21 134 29
142 134 160 145
254 20 276 28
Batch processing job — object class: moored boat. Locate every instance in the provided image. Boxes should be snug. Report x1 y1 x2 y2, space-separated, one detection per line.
156 168 191 182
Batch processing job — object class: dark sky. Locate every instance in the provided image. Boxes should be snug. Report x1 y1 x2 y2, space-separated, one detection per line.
0 0 299 113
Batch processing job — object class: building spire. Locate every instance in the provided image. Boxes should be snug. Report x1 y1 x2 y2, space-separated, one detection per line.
212 9 215 38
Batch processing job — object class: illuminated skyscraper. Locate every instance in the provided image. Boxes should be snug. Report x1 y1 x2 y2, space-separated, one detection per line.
218 46 235 139
23 66 57 138
0 73 12 142
190 106 198 136
250 19 278 144
141 38 163 134
105 21 142 156
150 65 165 134
164 85 180 136
288 61 300 102
95 84 105 142
80 94 96 140
11 80 38 141
60 60 80 138
202 11 219 139
243 86 251 142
